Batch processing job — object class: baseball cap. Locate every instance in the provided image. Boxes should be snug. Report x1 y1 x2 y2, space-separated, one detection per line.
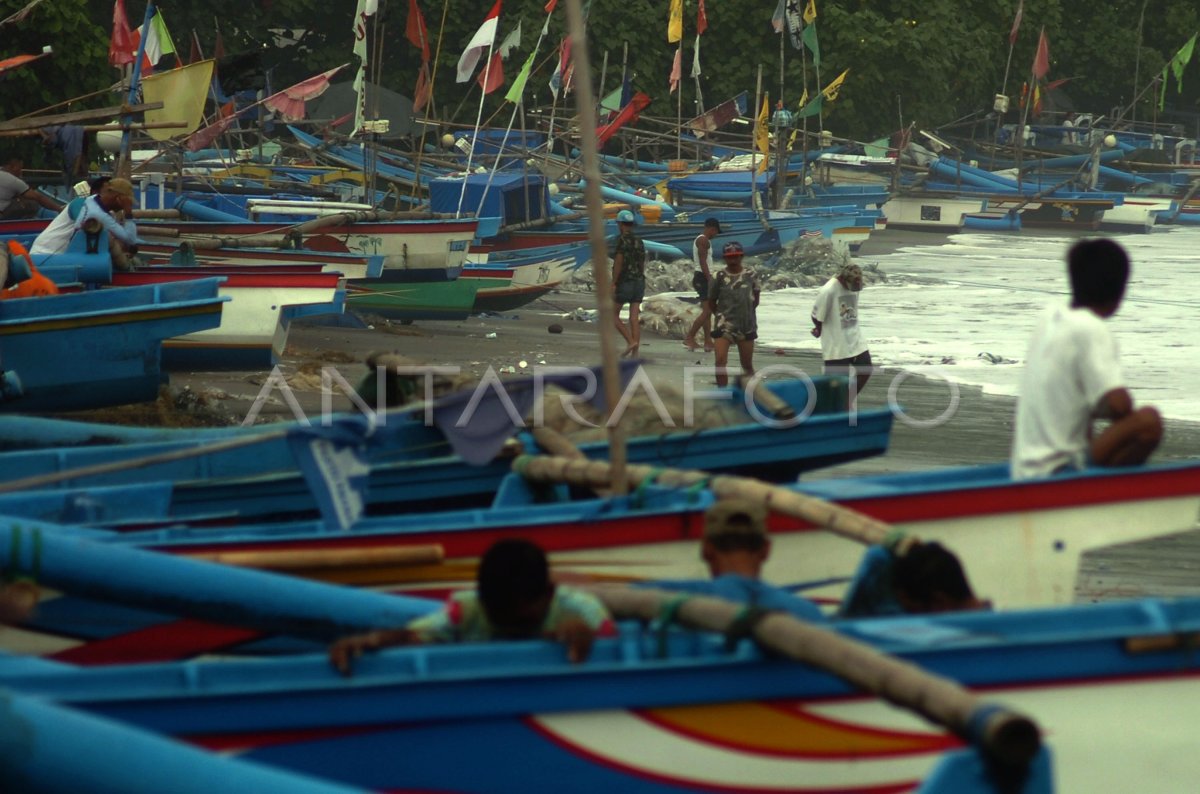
106 177 137 205
722 240 744 257
616 209 635 223
703 498 768 540
704 217 722 232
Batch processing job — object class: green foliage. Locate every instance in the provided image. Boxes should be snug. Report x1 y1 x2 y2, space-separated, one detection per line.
0 0 109 160
0 0 1196 148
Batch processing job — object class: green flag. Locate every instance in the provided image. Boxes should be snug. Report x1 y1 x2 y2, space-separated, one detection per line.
796 93 823 118
1160 32 1197 110
505 50 537 104
599 85 624 113
801 22 820 68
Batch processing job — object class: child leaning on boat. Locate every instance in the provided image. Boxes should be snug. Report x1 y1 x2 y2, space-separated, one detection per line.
329 539 615 675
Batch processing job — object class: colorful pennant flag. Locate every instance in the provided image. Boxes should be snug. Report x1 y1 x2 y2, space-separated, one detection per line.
414 61 433 111
478 51 505 94
668 0 683 43
131 8 176 73
498 20 522 58
109 0 135 67
506 49 536 103
692 36 702 78
597 91 651 146
755 93 770 173
697 0 708 35
669 47 682 93
785 0 803 50
1009 0 1023 46
821 68 849 101
803 0 817 24
549 36 572 97
771 0 785 33
802 21 820 67
1031 27 1049 79
1160 32 1197 109
263 63 347 121
457 0 501 83
406 0 430 60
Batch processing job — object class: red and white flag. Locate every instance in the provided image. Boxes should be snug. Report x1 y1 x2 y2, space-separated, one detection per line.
457 0 502 83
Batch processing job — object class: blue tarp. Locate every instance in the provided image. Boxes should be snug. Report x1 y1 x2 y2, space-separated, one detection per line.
429 172 549 227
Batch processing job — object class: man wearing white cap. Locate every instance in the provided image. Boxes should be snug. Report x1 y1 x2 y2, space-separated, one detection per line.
812 261 872 406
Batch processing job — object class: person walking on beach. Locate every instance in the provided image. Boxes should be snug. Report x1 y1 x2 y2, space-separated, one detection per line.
611 209 646 358
683 217 721 353
329 538 615 675
709 241 760 387
1010 238 1162 480
811 262 872 406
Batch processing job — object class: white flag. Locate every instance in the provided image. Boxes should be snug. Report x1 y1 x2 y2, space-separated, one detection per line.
457 0 502 82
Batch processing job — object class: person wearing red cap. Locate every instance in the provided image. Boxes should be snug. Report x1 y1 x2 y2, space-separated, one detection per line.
707 240 760 387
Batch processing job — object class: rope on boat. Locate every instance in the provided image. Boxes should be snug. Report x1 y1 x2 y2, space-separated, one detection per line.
591 584 1042 776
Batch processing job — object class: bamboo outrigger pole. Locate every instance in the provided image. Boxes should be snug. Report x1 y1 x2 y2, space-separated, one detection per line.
562 0 628 495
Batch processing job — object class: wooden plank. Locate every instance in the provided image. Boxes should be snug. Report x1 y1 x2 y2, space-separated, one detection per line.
0 102 165 132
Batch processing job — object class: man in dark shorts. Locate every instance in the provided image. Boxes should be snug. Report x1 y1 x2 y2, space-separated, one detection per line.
812 262 872 406
684 217 721 352
708 241 760 386
611 209 646 358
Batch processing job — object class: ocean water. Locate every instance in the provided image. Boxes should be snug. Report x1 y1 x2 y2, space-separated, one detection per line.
756 226 1200 421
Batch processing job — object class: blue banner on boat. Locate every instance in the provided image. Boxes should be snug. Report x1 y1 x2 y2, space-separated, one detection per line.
287 419 373 530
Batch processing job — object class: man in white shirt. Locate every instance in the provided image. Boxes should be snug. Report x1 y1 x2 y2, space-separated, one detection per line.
1011 239 1162 480
812 262 872 405
30 177 139 268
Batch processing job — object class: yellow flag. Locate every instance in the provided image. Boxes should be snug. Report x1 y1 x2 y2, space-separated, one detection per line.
668 0 683 42
788 89 809 148
141 59 216 142
803 0 817 24
821 68 849 101
755 94 770 173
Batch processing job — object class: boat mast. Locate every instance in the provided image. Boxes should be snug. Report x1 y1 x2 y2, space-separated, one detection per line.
562 0 629 495
118 1 157 179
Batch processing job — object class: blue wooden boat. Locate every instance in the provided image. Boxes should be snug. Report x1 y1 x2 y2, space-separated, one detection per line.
0 376 893 518
0 278 225 413
32 581 1200 790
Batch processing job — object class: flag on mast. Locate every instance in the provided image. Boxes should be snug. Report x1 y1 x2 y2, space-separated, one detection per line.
130 8 176 73
821 68 849 100
352 0 377 135
669 47 682 93
457 0 502 83
803 0 817 23
754 94 770 174
771 0 785 33
668 0 683 43
1031 27 1049 79
697 0 708 35
406 0 430 60
109 0 135 67
1009 0 1023 46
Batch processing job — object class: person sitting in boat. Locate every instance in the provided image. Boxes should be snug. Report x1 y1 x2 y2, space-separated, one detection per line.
645 498 827 623
709 241 761 387
29 176 140 269
1010 238 1162 480
837 534 990 618
0 156 64 219
329 539 615 675
611 209 646 358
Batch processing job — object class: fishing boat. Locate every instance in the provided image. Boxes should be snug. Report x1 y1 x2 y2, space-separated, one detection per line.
0 376 892 519
0 278 225 413
26 561 1200 792
110 266 345 367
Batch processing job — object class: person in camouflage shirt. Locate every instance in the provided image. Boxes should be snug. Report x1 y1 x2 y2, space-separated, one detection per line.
611 210 646 357
707 241 760 387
